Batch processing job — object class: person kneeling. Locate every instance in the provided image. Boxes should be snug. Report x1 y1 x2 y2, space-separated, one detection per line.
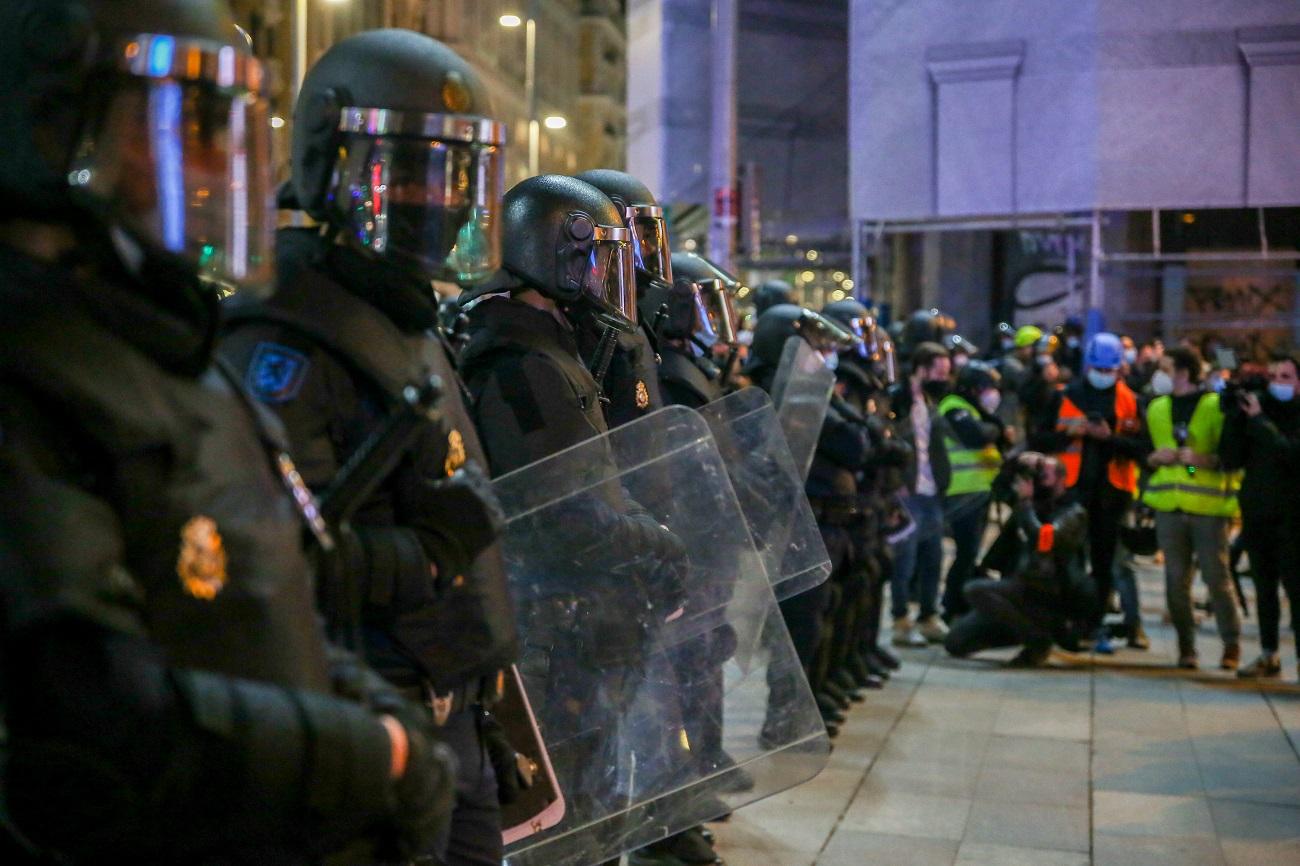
944 454 1091 667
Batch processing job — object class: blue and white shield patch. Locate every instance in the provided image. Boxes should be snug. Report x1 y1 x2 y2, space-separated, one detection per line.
247 342 310 404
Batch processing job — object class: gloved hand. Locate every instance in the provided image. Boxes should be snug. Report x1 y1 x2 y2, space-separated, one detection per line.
373 698 458 862
479 709 536 806
397 460 506 587
625 515 690 621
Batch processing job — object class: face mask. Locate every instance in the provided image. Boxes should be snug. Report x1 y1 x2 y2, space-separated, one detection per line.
922 379 950 400
1087 369 1117 390
1269 382 1295 402
1150 370 1174 396
1066 336 1080 349
953 354 969 369
1123 348 1138 364
822 351 839 371
978 389 1001 414
1209 376 1226 394
1037 354 1053 367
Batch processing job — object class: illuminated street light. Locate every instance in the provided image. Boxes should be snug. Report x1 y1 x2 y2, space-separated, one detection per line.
499 13 522 27
806 249 819 262
800 270 815 282
544 115 567 130
842 279 855 290
270 116 286 129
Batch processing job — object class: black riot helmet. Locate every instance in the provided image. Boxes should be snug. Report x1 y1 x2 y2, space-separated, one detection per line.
574 169 672 283
955 359 1002 400
0 0 275 296
291 29 506 286
751 303 860 368
495 174 637 329
755 279 793 314
670 251 742 349
900 308 953 354
824 298 898 383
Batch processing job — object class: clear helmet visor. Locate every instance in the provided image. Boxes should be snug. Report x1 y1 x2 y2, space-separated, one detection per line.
69 37 275 297
627 206 672 283
796 310 861 354
695 278 738 347
580 228 638 328
331 115 505 286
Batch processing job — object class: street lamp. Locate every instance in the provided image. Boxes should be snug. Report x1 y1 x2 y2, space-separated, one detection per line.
543 115 567 130
502 2 545 175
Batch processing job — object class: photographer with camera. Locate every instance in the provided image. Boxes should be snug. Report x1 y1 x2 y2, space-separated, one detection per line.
944 453 1090 667
1220 352 1300 679
1144 346 1242 670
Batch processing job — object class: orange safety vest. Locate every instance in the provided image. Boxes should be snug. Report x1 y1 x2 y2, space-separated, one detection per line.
1055 381 1139 494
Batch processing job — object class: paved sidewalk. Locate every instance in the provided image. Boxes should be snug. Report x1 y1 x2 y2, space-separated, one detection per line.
713 562 1300 865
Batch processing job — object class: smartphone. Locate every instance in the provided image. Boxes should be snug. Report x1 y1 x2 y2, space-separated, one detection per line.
499 666 565 845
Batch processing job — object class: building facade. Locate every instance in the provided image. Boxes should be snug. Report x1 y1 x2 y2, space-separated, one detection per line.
232 0 627 187
850 0 1300 353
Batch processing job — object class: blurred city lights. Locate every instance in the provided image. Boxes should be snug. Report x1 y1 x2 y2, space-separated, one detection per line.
499 13 522 27
544 115 568 129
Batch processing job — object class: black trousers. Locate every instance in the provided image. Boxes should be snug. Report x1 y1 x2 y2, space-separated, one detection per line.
1081 484 1132 624
433 710 504 866
1241 508 1300 654
942 493 991 621
944 579 1054 657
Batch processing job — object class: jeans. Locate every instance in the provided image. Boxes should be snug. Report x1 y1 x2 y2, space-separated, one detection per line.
891 493 944 619
1114 543 1142 627
942 492 991 620
1241 508 1300 654
1155 510 1242 656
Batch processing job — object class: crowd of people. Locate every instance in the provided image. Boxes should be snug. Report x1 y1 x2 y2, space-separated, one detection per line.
2 4 1297 866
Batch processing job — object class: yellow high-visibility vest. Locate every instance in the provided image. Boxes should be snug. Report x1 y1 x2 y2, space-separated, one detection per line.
939 394 1000 495
1142 392 1240 518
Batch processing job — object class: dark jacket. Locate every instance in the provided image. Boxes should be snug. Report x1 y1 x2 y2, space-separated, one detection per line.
1219 394 1300 517
886 382 953 496
219 241 517 692
658 344 723 409
0 245 410 863
982 495 1092 619
1038 379 1148 498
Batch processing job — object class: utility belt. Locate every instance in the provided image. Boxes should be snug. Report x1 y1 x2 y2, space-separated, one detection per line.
809 496 862 527
398 671 505 727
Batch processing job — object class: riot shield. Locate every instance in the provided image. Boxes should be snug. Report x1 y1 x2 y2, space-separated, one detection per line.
769 336 835 482
492 407 831 866
697 387 831 600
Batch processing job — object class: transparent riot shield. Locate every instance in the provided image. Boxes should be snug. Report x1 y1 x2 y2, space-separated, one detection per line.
697 387 831 600
493 407 831 866
769 336 835 482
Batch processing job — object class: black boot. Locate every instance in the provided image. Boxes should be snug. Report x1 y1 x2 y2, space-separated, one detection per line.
821 679 852 710
866 645 901 671
832 669 868 701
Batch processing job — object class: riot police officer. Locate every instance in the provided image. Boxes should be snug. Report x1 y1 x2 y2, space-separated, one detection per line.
755 279 794 315
0 3 452 862
664 251 745 406
218 30 517 866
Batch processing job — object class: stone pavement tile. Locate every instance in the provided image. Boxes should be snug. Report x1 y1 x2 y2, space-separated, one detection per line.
1093 791 1218 838
707 844 813 866
857 756 982 799
953 841 1089 866
1092 740 1207 797
877 728 991 770
982 734 1090 774
1209 799 1300 866
725 796 849 854
973 764 1089 808
1196 756 1300 807
839 789 972 841
1093 834 1228 866
817 829 959 866
962 799 1090 853
1263 691 1300 753
898 705 1002 734
993 701 1091 741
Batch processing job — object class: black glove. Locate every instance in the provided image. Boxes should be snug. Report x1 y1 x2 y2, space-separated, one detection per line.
479 709 535 806
624 514 690 620
372 694 458 862
398 460 506 586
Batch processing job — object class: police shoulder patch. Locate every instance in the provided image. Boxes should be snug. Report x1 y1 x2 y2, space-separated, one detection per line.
247 342 310 404
635 379 651 410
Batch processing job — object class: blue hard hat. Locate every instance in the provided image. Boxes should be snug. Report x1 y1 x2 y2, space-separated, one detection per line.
1085 332 1124 369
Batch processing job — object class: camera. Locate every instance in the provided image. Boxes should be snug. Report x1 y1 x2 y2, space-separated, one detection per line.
1222 373 1268 413
991 453 1040 504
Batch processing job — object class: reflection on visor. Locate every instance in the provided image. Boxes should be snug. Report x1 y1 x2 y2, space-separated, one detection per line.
796 311 860 353
629 207 672 282
693 279 738 347
70 71 274 296
578 232 638 328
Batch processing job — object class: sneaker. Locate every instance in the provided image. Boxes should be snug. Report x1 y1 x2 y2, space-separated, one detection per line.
1178 653 1199 670
1237 653 1282 679
892 616 928 647
917 615 949 643
1127 622 1151 650
1007 644 1051 667
1093 634 1116 655
1220 644 1242 671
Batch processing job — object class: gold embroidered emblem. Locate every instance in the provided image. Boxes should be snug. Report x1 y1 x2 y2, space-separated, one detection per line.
445 428 467 476
635 379 651 410
177 516 228 601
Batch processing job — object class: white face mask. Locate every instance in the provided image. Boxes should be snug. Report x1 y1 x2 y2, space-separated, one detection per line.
1209 375 1226 394
1150 370 1174 396
978 389 1002 414
1037 354 1053 367
1066 336 1081 349
1123 348 1138 364
953 354 969 368
1087 369 1117 390
1269 382 1295 402
822 350 839 371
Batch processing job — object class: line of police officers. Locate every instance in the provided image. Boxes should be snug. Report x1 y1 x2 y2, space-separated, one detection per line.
0 3 901 864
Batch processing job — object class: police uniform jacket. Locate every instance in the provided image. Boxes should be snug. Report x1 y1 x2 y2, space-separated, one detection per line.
0 245 414 862
219 240 517 693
